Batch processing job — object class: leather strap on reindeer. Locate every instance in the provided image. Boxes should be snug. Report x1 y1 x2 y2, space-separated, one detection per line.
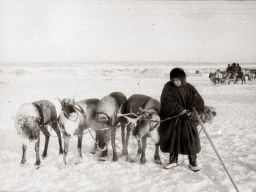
32 103 44 129
75 104 86 118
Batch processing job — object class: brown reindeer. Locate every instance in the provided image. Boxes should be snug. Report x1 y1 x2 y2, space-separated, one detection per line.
94 92 127 161
234 71 246 84
14 100 63 167
119 94 162 164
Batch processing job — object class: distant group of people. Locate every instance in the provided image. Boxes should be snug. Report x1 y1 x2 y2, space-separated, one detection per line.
226 63 242 72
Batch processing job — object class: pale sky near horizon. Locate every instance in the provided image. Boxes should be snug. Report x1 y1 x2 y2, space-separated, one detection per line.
0 0 256 64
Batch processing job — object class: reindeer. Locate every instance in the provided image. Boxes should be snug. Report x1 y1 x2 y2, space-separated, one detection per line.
58 97 102 167
93 92 127 161
234 71 246 84
14 100 63 167
118 94 162 164
209 71 228 85
243 69 254 81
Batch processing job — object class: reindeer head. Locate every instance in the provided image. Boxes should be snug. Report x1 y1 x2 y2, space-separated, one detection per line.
199 106 216 124
58 97 78 121
132 108 160 140
58 97 81 137
15 115 41 142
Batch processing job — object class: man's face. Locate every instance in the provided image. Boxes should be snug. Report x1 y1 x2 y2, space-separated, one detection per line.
172 78 181 87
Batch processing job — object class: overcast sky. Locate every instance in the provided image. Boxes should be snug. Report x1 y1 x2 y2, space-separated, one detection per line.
0 0 256 64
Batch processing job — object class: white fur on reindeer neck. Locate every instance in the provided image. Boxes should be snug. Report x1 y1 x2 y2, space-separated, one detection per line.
150 127 160 144
59 111 81 136
148 112 160 144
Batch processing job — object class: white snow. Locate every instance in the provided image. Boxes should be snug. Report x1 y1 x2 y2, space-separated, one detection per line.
0 62 256 192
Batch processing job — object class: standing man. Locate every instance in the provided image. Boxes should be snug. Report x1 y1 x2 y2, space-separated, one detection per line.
226 64 231 72
159 68 205 171
236 63 242 72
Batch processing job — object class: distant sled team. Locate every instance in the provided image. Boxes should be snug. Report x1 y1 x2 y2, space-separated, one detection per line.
209 63 255 85
14 93 216 169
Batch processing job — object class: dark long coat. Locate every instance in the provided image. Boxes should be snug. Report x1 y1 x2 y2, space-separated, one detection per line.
159 81 205 155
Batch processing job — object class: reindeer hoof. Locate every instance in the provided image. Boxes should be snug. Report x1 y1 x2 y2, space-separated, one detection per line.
58 162 66 169
98 157 107 161
122 150 128 156
75 158 82 165
34 161 41 167
154 159 162 165
20 159 26 165
19 162 26 167
59 150 64 155
128 158 136 163
41 153 47 159
140 157 146 164
34 164 40 169
128 153 140 163
113 154 118 162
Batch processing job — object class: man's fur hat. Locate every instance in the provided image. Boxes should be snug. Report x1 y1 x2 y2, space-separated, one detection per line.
170 68 186 85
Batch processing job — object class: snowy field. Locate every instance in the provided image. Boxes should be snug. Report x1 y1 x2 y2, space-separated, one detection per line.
0 62 256 192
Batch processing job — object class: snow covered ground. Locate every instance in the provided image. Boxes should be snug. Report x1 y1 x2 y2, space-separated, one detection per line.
0 62 255 192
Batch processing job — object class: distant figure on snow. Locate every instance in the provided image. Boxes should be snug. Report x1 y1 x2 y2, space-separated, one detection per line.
237 63 241 72
226 64 231 72
230 63 237 72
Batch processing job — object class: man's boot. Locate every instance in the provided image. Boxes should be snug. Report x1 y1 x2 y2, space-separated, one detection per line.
189 155 200 172
164 153 178 169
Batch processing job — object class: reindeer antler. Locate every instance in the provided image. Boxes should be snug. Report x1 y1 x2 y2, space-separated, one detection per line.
138 108 158 116
117 107 142 127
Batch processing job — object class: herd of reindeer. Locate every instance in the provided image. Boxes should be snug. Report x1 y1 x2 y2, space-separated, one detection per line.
14 93 217 168
209 68 255 85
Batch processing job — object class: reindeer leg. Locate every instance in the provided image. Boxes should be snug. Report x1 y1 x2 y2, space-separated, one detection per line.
34 135 41 167
140 136 147 164
111 128 118 162
129 138 141 162
154 144 162 164
98 131 109 161
75 130 83 164
20 143 27 165
90 130 98 154
124 124 132 156
137 139 142 155
60 135 69 168
52 121 63 154
41 125 50 159
121 124 126 156
99 149 108 161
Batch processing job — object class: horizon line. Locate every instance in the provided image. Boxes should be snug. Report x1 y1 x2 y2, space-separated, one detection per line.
0 61 256 65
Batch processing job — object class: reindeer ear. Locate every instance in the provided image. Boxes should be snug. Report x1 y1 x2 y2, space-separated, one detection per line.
72 95 76 102
56 97 60 101
117 104 124 115
57 98 63 106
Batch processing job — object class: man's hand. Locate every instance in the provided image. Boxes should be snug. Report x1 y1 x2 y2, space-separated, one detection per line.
179 109 187 115
179 109 192 119
186 110 192 117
